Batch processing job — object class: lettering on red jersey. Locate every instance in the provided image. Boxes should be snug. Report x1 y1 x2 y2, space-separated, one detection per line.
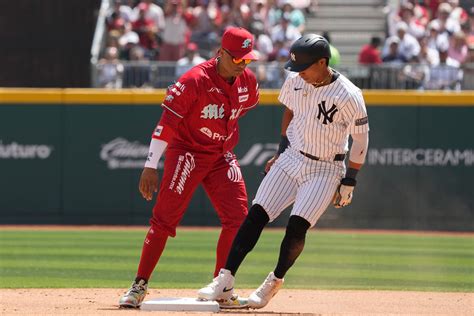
201 104 225 119
168 152 195 194
230 107 243 120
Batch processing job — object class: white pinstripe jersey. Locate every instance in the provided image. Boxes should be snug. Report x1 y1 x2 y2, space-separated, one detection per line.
278 71 369 159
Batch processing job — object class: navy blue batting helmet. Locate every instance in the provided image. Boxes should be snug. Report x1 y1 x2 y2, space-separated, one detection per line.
284 34 331 72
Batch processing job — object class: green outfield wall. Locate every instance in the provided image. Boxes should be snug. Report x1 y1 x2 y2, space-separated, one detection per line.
0 89 473 230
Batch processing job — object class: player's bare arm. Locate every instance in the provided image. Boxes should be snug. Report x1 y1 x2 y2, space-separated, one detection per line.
265 107 294 173
333 132 369 208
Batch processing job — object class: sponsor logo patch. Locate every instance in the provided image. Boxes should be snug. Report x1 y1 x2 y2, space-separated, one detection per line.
237 86 248 93
355 116 368 126
238 94 249 103
154 126 163 137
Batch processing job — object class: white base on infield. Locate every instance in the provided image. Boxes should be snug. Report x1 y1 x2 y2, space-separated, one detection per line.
141 297 220 312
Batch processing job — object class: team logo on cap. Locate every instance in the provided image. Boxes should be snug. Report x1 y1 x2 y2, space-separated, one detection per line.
242 39 252 48
290 53 296 61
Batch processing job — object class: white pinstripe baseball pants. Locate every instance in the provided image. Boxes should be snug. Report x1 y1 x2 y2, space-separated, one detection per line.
253 147 345 227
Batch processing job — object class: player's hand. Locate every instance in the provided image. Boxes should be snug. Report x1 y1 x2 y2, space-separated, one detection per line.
139 167 159 201
332 178 356 208
264 154 279 174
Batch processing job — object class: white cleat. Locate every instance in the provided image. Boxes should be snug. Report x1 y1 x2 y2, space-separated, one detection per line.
119 279 148 308
248 272 284 309
197 268 235 301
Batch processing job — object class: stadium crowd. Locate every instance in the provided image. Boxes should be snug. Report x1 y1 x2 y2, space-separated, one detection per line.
98 0 316 88
96 0 474 90
359 0 474 90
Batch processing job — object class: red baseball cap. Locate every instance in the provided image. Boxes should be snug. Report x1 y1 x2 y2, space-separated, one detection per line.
221 27 258 60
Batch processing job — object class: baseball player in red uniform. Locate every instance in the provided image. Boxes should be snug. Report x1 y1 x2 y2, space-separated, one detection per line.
119 26 259 309
198 34 369 309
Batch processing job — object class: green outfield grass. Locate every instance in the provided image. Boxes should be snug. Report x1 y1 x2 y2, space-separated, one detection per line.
0 229 472 291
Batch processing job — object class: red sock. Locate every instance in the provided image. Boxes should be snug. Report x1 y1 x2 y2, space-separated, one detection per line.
214 227 239 277
136 227 169 281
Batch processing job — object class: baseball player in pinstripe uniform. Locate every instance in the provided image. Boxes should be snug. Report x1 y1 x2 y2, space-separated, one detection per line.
198 34 370 309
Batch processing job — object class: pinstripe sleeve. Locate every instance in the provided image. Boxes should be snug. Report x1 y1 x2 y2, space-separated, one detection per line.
342 90 369 135
278 76 293 110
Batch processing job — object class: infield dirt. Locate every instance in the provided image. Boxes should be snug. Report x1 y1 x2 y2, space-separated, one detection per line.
1 288 472 315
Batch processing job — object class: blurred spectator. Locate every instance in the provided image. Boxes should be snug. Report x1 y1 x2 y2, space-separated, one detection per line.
251 20 273 60
382 36 408 64
265 0 282 29
97 47 124 88
424 43 463 90
448 31 468 64
160 0 188 61
107 30 122 49
461 44 474 89
133 0 165 32
267 39 286 61
418 36 440 66
270 12 301 46
252 0 269 25
118 22 140 60
188 1 220 53
322 31 340 67
123 46 152 88
426 20 449 51
262 47 290 88
400 56 429 89
359 36 382 65
107 0 134 24
279 0 306 33
403 0 429 27
447 0 469 25
383 22 420 61
430 3 461 36
107 11 126 31
132 3 160 58
399 2 425 39
175 42 206 77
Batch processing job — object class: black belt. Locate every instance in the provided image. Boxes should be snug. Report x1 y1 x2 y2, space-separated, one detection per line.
299 151 345 161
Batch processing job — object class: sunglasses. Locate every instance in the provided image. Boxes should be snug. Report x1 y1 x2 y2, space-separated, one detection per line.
224 49 252 65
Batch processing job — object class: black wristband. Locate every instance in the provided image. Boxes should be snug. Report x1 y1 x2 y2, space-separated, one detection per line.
277 135 289 154
341 177 357 186
345 167 359 180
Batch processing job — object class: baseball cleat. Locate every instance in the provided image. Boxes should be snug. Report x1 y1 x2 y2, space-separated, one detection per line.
218 294 249 309
248 272 284 309
197 268 235 301
119 279 148 308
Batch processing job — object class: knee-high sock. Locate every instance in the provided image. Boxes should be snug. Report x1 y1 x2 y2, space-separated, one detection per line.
274 215 310 279
225 204 269 276
136 227 169 282
214 227 239 277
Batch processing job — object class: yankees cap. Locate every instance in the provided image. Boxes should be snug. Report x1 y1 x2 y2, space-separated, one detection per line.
284 34 331 72
222 27 258 60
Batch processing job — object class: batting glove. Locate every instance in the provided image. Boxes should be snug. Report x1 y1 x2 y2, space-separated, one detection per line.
333 178 356 208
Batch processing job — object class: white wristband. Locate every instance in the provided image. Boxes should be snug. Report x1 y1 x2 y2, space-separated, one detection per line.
144 138 168 169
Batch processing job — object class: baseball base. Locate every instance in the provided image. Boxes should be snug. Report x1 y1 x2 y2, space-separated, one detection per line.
140 297 220 312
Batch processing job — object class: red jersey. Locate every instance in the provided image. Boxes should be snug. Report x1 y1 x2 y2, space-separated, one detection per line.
358 44 382 65
155 58 259 154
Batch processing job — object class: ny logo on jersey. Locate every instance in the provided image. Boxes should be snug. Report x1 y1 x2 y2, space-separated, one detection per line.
201 104 225 119
317 101 338 125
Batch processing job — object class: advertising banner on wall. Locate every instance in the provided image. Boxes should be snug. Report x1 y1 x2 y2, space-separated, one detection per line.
0 98 472 230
